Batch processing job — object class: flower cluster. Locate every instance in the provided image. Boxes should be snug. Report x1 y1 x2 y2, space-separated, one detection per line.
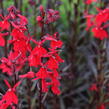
85 7 109 40
0 5 64 108
85 2 109 109
89 83 106 109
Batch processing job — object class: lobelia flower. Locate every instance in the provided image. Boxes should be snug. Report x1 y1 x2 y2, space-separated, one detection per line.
13 40 31 56
89 83 98 91
10 28 32 56
32 67 50 92
19 71 35 79
0 20 10 31
92 27 108 40
36 16 44 27
33 67 61 94
95 8 109 27
17 14 28 26
0 51 25 75
46 9 60 24
10 14 28 29
0 80 21 109
45 56 59 70
51 77 61 95
28 45 47 67
43 33 63 49
47 71 61 95
11 28 27 40
39 5 45 17
85 15 94 30
97 104 105 109
50 40 63 49
85 0 97 5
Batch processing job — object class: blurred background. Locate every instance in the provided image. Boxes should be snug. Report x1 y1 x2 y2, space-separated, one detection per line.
0 0 109 109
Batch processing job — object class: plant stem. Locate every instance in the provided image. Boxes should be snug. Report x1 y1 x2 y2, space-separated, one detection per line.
4 36 8 57
33 3 37 36
27 79 32 109
39 80 42 109
0 0 4 16
14 0 18 8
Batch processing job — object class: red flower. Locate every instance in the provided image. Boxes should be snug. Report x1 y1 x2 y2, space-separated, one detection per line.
13 40 31 55
92 27 108 40
11 28 27 40
0 20 10 31
17 14 28 26
35 67 48 79
46 9 60 24
45 56 59 70
33 68 49 92
50 40 63 49
85 0 97 5
28 46 47 67
28 55 41 67
97 104 105 109
0 57 12 75
39 5 45 17
51 77 61 95
0 80 20 109
41 79 49 92
0 51 25 75
36 16 43 27
19 71 35 78
32 46 47 57
85 15 94 30
95 9 109 26
10 13 28 29
54 53 64 63
89 83 98 91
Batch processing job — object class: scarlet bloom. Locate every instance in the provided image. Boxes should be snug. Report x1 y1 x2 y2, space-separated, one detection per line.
0 20 10 31
95 8 109 26
97 104 105 109
36 16 43 27
39 5 45 17
51 78 61 95
85 0 97 5
45 56 59 70
0 80 20 109
92 27 108 40
43 33 63 49
33 68 49 92
89 83 98 91
17 14 28 26
46 9 60 24
85 15 94 30
28 46 47 67
19 71 35 78
50 40 63 49
11 28 27 40
0 51 25 75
